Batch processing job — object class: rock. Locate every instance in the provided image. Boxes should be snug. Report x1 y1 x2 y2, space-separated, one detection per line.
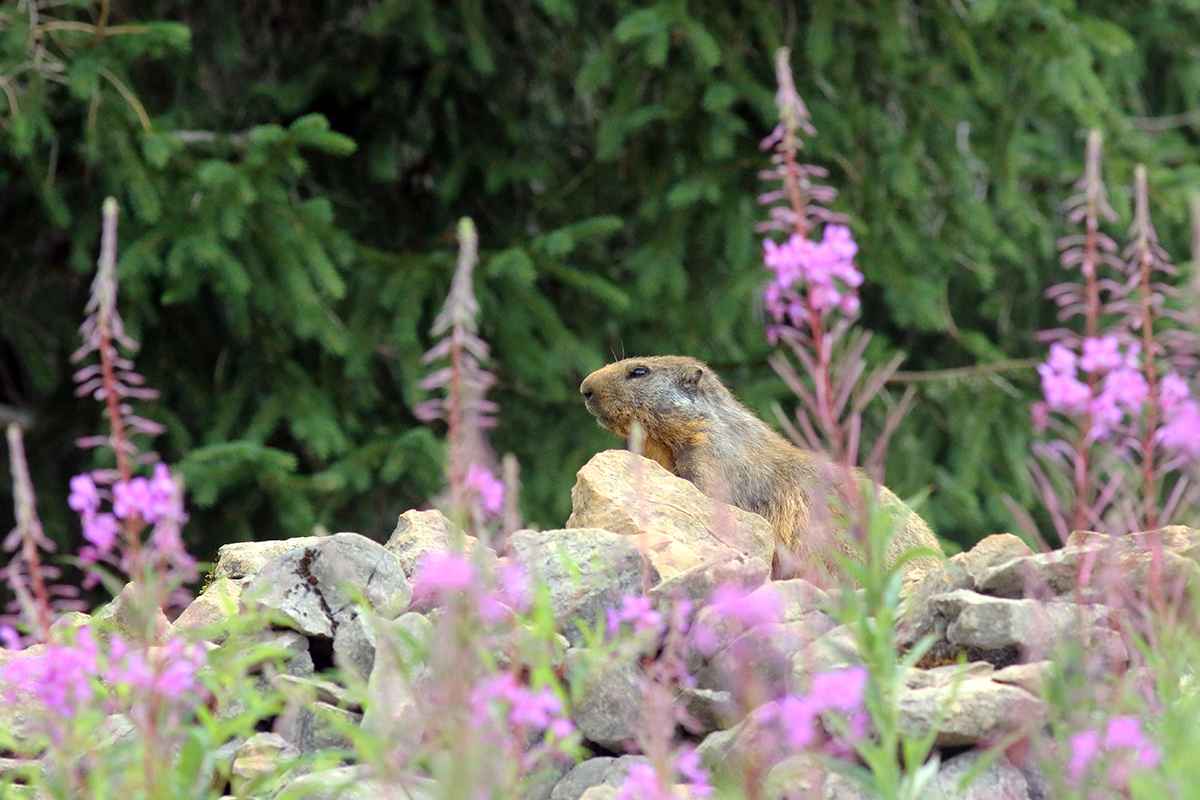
578 788 617 800
213 537 324 581
92 582 175 644
900 534 1035 655
927 750 1031 799
992 661 1054 696
175 577 242 638
526 760 573 800
230 733 299 795
274 700 360 754
244 532 411 639
680 687 734 735
507 528 655 646
975 547 1098 598
1066 525 1197 554
565 651 646 752
360 612 433 745
930 589 1110 653
385 509 490 578
697 702 785 777
903 661 994 689
700 617 831 697
763 753 874 800
274 764 436 800
551 758 616 800
551 756 654 800
566 450 776 574
649 556 771 614
898 678 1043 747
793 625 860 683
332 611 377 681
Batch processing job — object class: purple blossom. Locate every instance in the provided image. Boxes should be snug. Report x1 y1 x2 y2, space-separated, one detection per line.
112 477 151 520
81 512 120 561
1037 361 1090 415
1079 335 1122 373
762 225 863 322
1 629 100 721
1160 373 1192 413
412 551 476 600
1067 729 1099 783
68 474 101 516
145 463 180 524
1157 398 1200 458
1067 717 1159 785
465 463 505 516
612 594 662 635
779 694 819 749
810 666 868 713
615 763 668 800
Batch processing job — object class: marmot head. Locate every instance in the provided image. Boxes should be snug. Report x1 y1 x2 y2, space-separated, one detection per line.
579 355 715 438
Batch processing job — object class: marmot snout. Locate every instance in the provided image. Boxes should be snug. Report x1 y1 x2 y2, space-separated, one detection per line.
580 355 942 582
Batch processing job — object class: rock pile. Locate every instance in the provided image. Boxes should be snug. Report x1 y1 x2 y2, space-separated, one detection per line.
2 449 1192 799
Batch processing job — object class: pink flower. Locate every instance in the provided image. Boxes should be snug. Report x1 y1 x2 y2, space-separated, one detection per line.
68 474 100 516
145 463 179 524
112 477 151 520
412 551 475 599
82 512 120 560
465 463 504 516
1157 398 1200 458
1079 335 1122 373
616 763 669 800
779 694 819 749
613 594 662 634
1067 729 1099 784
810 666 868 713
1159 373 1192 413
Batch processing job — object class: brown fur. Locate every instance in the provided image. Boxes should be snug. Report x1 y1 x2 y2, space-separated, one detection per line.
580 355 943 582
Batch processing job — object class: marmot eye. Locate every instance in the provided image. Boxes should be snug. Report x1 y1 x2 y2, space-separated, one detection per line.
627 366 649 379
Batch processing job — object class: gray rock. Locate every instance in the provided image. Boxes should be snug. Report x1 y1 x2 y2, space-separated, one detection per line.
700 617 830 697
793 626 860 686
360 612 433 746
680 687 733 735
565 651 646 751
898 678 1043 747
333 611 377 681
231 732 300 795
975 547 1099 598
931 589 1109 654
649 555 771 615
214 537 324 581
244 532 411 639
764 753 873 800
274 700 360 754
274 764 436 800
93 582 174 644
551 758 617 800
928 750 1030 800
697 702 784 777
508 528 655 646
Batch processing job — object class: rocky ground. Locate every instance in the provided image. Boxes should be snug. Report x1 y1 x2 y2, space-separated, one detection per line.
3 449 1194 799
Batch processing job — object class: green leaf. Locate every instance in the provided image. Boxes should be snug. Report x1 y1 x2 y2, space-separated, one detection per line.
487 246 538 284
613 6 671 43
683 17 721 69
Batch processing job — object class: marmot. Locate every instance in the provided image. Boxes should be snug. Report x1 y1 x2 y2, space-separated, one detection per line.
579 355 943 582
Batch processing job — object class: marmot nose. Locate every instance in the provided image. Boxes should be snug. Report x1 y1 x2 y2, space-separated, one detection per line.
580 376 594 399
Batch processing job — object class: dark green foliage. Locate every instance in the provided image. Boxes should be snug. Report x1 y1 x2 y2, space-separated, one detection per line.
3 0 1200 565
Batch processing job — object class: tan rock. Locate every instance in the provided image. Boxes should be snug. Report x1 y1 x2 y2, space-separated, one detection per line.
212 536 324 581
566 450 775 578
898 678 1043 747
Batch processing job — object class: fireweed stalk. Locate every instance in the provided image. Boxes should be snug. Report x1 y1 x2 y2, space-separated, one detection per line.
758 48 914 473
414 217 510 539
1032 134 1200 542
2 198 210 797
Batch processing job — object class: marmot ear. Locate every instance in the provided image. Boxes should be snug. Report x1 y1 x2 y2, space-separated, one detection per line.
681 365 705 389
